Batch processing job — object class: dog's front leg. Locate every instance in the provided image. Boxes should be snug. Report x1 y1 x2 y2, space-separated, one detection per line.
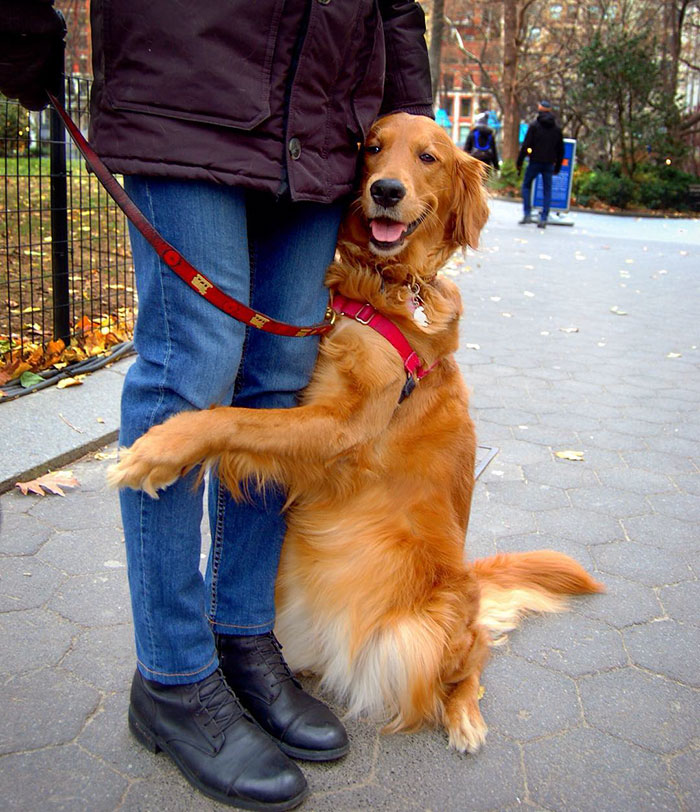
109 384 398 496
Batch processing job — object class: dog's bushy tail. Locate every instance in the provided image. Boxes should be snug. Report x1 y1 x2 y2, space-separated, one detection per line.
472 551 604 643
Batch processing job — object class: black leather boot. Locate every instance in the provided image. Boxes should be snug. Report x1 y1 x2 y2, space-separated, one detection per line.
128 668 307 810
217 632 349 762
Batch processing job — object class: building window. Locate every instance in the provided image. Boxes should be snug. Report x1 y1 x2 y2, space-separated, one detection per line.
460 96 472 119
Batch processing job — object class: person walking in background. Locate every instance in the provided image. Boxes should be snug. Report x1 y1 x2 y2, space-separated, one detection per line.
516 101 564 228
464 112 499 171
0 1 433 809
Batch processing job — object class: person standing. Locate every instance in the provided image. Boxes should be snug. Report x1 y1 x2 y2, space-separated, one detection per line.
0 1 434 809
464 112 499 171
516 100 564 228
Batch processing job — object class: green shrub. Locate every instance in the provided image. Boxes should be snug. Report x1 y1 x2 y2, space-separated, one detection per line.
487 158 519 194
633 164 697 211
575 166 636 209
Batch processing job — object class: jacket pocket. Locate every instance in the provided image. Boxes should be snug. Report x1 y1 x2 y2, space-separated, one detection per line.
102 0 284 130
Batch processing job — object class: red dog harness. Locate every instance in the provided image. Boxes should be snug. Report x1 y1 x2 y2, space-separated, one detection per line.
331 294 437 401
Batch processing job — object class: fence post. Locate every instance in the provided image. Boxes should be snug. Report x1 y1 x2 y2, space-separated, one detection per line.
49 71 70 344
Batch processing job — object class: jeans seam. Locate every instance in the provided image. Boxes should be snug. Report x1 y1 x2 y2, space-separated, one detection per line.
138 178 175 673
207 476 227 623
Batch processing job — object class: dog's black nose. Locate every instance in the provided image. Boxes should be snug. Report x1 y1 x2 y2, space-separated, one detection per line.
370 178 406 209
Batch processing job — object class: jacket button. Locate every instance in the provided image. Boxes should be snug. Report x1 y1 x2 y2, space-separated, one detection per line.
288 137 302 160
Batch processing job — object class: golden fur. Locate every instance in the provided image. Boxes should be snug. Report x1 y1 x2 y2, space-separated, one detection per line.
109 113 603 752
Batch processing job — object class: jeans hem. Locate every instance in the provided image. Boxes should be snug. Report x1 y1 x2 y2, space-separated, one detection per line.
136 652 219 684
208 618 275 635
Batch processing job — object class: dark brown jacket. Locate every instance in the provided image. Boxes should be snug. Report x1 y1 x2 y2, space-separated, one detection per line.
89 0 433 203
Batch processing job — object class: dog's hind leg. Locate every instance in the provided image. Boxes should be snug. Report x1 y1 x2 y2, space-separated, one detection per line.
441 624 491 753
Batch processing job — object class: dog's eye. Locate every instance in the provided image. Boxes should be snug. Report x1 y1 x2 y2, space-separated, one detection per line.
365 145 382 155
419 152 436 163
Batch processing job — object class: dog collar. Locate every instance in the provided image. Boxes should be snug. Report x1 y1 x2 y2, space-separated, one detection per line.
331 294 437 401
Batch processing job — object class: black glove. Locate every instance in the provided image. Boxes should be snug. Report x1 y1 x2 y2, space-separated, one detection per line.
0 0 66 111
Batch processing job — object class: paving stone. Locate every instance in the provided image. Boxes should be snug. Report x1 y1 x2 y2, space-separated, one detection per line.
522 459 599 489
575 572 664 628
494 440 553 466
60 624 136 692
592 540 694 586
483 480 570 511
375 728 526 811
622 514 700 553
480 653 580 740
622 620 700 686
523 728 679 811
306 783 421 811
568 485 650 517
37 527 126 575
0 555 66 611
646 491 700 522
472 501 537 538
596 466 676 495
0 668 100 754
27 491 122 531
535 507 623 545
509 612 626 677
0 506 53 555
512 424 583 448
671 472 700 495
579 667 697 753
0 607 78 675
622 448 697 474
48 570 131 626
658 581 700 625
668 748 700 810
77 690 167 780
0 744 128 812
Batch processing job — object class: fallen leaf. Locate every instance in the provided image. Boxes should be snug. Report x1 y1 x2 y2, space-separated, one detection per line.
610 306 628 315
19 371 44 388
666 352 682 359
96 417 105 423
523 291 535 298
490 296 502 302
539 254 552 260
465 343 481 350
477 685 485 700
16 470 80 497
57 375 87 389
559 326 579 333
94 448 118 461
555 450 585 462
501 312 513 318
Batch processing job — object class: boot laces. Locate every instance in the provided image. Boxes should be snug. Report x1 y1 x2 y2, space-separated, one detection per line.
259 633 299 688
196 669 245 732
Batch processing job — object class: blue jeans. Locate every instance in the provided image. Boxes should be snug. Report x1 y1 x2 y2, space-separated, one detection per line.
521 161 554 221
119 177 343 684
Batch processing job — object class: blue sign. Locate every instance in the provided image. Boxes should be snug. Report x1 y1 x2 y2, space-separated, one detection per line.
531 138 576 212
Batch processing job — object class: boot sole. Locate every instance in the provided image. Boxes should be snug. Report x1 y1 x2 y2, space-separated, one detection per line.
275 737 349 763
128 706 308 811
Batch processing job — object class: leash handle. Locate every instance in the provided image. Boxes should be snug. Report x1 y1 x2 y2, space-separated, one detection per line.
47 92 333 337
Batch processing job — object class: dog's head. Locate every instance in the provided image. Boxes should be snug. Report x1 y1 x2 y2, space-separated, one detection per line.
339 113 489 275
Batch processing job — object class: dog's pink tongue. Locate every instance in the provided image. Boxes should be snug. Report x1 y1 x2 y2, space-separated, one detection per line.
371 220 405 243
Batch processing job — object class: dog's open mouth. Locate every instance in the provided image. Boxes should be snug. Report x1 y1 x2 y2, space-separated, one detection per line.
369 215 424 251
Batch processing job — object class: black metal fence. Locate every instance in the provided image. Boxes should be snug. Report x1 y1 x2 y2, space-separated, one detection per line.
1 75 134 380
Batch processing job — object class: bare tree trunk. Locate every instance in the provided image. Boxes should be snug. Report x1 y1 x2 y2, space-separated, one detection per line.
501 0 521 161
428 0 446 103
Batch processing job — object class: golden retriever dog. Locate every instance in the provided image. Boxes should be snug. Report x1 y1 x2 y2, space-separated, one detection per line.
109 113 603 753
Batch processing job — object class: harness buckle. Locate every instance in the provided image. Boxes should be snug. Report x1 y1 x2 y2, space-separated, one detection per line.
355 304 375 325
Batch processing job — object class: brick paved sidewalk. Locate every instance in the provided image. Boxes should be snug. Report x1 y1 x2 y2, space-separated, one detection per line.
1 200 698 810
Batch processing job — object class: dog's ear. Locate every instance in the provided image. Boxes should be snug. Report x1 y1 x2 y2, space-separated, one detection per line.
450 151 489 249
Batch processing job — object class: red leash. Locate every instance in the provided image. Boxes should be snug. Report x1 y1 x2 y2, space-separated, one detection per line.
48 94 435 399
47 92 333 338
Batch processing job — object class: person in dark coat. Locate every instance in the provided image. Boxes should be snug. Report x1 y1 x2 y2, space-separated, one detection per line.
464 112 499 170
0 1 434 808
516 101 564 228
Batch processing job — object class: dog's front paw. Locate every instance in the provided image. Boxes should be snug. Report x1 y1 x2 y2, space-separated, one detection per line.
107 414 209 497
445 702 488 754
